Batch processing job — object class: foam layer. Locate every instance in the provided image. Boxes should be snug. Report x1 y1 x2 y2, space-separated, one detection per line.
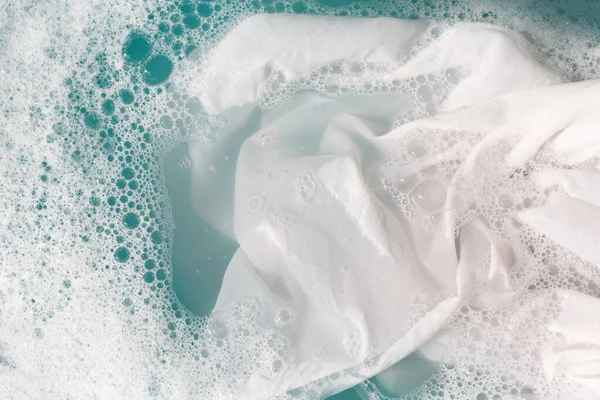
2 0 600 399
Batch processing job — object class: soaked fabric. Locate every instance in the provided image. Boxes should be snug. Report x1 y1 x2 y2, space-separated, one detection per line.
187 15 600 399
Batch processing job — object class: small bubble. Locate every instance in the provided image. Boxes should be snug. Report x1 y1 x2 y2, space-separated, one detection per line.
159 115 173 129
197 3 214 17
151 230 164 245
183 14 201 30
143 272 155 284
412 179 447 212
292 1 308 13
121 167 135 180
498 194 513 209
123 212 140 229
271 359 284 374
114 247 130 262
119 89 135 104
208 317 228 339
101 100 115 115
185 97 203 115
123 34 152 63
143 55 173 86
416 85 433 103
445 67 461 84
156 269 167 281
324 84 340 95
84 112 101 130
274 306 297 326
395 171 418 192
406 139 428 157
469 327 482 341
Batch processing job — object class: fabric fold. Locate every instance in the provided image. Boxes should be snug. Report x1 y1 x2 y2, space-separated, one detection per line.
187 14 600 399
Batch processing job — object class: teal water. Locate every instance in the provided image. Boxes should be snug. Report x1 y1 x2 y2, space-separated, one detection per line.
2 0 600 398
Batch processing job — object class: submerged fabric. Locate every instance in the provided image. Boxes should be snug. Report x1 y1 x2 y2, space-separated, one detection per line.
188 15 600 399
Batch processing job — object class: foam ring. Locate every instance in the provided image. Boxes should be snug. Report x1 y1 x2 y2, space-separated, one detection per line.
245 190 269 218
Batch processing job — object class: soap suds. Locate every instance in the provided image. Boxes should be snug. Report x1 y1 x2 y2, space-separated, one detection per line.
2 0 600 399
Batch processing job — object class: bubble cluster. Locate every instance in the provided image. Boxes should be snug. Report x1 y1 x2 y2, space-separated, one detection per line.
366 117 600 400
357 276 600 400
295 173 317 204
255 56 463 118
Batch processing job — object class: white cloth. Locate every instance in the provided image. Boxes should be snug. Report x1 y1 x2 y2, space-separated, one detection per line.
192 15 558 115
541 290 600 398
187 14 600 399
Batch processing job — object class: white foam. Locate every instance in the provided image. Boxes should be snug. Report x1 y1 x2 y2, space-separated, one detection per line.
3 1 600 398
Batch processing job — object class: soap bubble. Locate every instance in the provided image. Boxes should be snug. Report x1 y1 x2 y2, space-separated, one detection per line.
416 85 433 103
208 317 229 339
122 212 140 229
271 359 284 374
406 139 428 157
395 170 418 192
295 173 316 204
341 323 363 359
114 247 130 262
412 179 447 212
274 306 297 327
498 194 514 209
123 34 152 63
185 97 203 115
547 263 559 276
143 55 173 85
445 67 461 84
